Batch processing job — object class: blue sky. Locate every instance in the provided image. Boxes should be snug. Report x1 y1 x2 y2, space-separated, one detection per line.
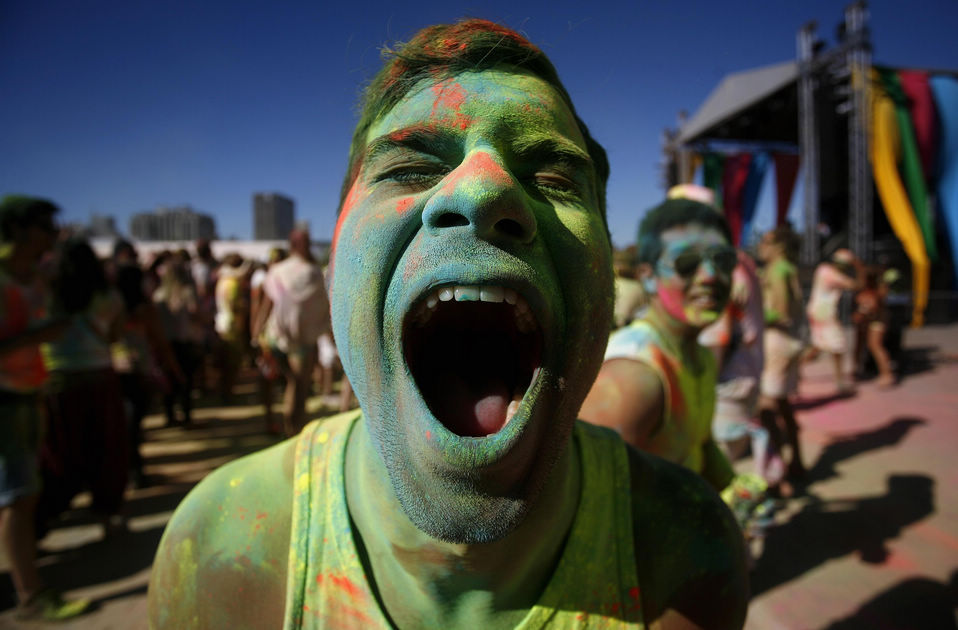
2 0 956 247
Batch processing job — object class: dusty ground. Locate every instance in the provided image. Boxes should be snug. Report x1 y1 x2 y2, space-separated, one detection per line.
2 326 957 629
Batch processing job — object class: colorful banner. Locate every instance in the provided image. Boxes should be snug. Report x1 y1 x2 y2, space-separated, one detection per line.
880 69 937 262
870 70 930 327
772 153 799 227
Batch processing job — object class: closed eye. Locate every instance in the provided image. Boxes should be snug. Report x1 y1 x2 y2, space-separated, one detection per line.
512 136 594 204
525 168 588 205
533 171 581 196
376 162 450 189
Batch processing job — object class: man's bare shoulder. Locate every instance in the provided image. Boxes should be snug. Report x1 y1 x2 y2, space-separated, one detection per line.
148 436 298 629
580 358 664 446
625 446 748 630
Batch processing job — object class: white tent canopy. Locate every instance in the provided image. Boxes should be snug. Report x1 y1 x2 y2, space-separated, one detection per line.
677 60 798 145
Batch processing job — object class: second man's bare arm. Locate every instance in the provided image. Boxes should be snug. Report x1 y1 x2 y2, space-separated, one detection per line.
579 358 664 448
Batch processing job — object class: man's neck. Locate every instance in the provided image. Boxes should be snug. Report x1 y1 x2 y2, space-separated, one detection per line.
344 419 580 629
767 251 788 266
645 300 702 364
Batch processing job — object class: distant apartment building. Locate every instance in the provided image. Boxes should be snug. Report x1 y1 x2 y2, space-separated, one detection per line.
129 206 216 241
88 214 119 237
253 193 295 240
63 213 119 239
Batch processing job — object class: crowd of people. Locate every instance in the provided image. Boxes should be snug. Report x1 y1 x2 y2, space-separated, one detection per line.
0 196 351 622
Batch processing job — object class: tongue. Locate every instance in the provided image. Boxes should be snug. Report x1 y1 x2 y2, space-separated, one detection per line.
432 370 511 437
473 388 511 435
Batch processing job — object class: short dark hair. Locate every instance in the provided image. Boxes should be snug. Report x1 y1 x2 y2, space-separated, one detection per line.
0 195 59 243
339 19 610 224
51 237 108 314
113 238 136 260
116 263 146 312
764 225 800 262
637 198 732 265
195 238 212 260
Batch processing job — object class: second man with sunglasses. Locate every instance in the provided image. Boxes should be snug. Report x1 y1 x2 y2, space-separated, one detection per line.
581 196 737 492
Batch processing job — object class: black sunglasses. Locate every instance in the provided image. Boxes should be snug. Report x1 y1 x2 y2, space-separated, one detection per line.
661 246 737 278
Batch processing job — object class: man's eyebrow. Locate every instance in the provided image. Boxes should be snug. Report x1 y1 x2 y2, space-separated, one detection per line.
511 136 593 171
364 125 458 163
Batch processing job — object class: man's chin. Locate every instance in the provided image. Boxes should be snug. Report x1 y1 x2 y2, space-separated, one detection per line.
392 469 530 544
380 402 571 544
696 311 721 327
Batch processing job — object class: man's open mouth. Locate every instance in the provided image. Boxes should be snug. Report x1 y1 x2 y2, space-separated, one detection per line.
403 285 543 437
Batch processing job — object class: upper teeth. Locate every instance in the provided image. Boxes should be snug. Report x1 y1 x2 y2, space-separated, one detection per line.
413 285 536 333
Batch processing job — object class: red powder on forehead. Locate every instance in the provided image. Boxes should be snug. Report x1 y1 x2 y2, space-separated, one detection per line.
430 80 474 130
431 80 465 113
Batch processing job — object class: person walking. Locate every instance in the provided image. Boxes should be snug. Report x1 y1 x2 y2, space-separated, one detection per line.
757 227 807 488
806 248 863 394
153 259 201 426
252 229 330 436
38 238 129 538
0 196 89 622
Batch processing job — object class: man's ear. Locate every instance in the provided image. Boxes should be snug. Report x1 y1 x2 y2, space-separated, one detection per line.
638 263 656 294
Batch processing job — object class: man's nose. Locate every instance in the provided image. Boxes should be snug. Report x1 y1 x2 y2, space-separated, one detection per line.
421 150 537 244
698 255 733 285
694 257 721 282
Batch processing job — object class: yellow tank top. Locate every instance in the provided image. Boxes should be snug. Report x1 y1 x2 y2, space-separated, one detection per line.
605 319 717 474
284 411 644 629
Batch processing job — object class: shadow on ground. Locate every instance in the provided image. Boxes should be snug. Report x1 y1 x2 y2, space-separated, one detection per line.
897 345 940 379
792 390 858 412
805 417 926 484
751 474 936 598
821 569 958 630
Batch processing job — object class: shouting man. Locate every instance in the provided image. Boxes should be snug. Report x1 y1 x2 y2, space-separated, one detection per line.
149 20 746 629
